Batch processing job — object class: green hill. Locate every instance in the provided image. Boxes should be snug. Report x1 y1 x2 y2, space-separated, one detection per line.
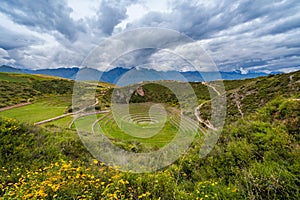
0 70 299 199
0 72 74 108
102 70 300 122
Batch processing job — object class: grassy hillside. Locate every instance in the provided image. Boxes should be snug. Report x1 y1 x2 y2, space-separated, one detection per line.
224 71 300 121
0 73 113 124
0 95 299 199
102 70 300 123
0 72 74 108
0 71 299 199
0 96 71 123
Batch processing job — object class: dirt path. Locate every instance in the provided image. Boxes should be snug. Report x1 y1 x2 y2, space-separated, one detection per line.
289 74 294 83
75 98 99 113
34 113 73 125
289 74 295 90
202 82 221 96
69 110 110 129
234 92 244 118
0 101 31 112
92 113 110 133
194 83 222 131
194 101 217 131
34 98 100 126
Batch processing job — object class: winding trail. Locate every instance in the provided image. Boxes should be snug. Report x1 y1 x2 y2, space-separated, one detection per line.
194 82 222 131
34 98 100 126
289 74 295 90
194 101 215 131
0 100 31 112
91 112 110 133
204 82 221 96
34 112 73 126
69 110 110 129
234 92 244 118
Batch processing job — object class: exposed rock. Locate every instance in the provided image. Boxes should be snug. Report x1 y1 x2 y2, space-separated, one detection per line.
136 86 145 96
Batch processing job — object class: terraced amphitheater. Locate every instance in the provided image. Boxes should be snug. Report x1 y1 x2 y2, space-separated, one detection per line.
73 103 203 150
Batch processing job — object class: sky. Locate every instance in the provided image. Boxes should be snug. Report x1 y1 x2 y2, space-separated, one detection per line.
0 0 300 73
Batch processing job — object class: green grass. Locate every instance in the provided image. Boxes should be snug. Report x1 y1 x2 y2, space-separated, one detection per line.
0 72 67 82
94 114 179 148
0 96 70 124
0 72 75 108
43 115 74 128
0 70 299 199
72 103 201 149
72 114 105 133
0 73 28 82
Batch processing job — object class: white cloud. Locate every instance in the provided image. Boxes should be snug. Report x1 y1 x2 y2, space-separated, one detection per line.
239 67 248 74
0 0 299 74
0 48 16 65
67 0 100 20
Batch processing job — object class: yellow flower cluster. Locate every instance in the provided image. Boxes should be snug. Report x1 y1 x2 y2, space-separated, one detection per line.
0 117 19 132
0 159 153 199
193 179 237 199
0 158 238 199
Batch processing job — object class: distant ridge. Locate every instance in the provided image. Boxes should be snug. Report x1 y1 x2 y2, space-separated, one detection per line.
34 68 79 79
0 65 279 85
0 65 23 73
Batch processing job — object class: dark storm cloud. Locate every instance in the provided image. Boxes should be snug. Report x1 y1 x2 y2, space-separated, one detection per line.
90 0 139 36
0 48 16 65
132 0 300 40
95 1 127 35
0 0 84 41
0 26 41 50
268 14 300 35
111 48 158 68
0 0 299 72
127 0 300 72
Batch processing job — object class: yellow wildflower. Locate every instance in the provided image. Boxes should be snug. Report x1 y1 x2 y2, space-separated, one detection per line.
93 159 98 164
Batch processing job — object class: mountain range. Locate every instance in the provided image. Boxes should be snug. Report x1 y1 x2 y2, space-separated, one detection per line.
0 65 277 85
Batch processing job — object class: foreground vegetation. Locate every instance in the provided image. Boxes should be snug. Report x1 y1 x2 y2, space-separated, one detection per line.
0 71 299 199
1 95 299 199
